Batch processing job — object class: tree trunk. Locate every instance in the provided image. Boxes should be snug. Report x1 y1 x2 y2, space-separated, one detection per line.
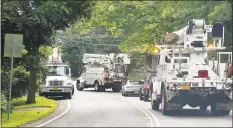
26 48 39 104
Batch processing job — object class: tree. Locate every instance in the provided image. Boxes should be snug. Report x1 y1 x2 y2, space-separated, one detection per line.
70 1 231 77
55 26 123 77
73 1 231 53
1 0 94 103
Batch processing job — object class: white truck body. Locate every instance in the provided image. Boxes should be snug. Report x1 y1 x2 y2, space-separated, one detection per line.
39 47 74 99
76 53 131 92
150 19 232 116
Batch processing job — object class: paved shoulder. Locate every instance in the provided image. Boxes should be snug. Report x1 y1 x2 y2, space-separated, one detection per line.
22 98 68 127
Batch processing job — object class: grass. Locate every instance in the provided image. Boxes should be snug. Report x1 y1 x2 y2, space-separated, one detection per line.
1 96 58 127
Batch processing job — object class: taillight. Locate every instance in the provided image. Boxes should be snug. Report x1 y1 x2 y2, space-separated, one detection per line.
103 73 108 78
198 70 208 78
146 84 150 89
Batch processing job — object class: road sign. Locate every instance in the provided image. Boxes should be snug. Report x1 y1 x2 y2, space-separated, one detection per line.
4 34 23 58
4 34 23 120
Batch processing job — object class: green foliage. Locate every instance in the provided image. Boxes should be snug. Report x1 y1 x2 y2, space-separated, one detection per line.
1 0 94 103
1 91 8 114
1 66 30 99
55 26 123 76
74 1 232 54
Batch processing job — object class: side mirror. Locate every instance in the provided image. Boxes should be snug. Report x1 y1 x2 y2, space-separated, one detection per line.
68 68 71 77
153 79 156 82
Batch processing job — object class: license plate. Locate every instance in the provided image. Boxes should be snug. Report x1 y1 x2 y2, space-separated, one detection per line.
53 88 59 90
181 84 190 90
216 103 232 110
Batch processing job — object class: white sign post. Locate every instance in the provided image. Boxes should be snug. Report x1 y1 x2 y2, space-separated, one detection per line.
4 34 23 120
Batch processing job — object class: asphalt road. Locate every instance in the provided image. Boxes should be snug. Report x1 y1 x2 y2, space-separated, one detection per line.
27 81 232 127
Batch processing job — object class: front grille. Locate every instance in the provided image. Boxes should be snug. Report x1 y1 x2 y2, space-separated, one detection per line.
49 81 63 86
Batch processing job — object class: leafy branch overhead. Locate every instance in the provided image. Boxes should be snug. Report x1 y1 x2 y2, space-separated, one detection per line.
74 1 232 53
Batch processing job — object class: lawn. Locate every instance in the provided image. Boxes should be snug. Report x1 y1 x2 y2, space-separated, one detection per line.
1 96 58 127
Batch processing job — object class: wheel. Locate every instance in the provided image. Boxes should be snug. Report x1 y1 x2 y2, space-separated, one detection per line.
139 92 143 100
67 92 72 99
76 82 84 91
72 86 74 95
151 100 160 110
211 103 230 116
39 91 43 96
143 91 149 101
112 86 121 92
94 82 101 92
161 88 169 115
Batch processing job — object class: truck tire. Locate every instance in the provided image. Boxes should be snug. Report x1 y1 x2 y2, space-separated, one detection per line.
76 82 84 91
143 90 149 101
139 92 143 100
211 103 230 116
39 92 43 96
151 100 160 110
72 86 74 95
112 86 121 92
67 92 72 99
77 87 84 91
161 87 169 115
94 81 101 92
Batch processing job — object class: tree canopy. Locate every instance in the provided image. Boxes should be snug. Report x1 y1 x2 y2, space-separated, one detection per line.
74 1 232 53
1 0 94 103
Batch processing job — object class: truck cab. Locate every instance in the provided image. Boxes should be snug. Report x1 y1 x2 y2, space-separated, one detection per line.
39 47 74 99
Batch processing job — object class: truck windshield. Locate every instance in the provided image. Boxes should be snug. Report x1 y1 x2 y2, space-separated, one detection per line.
47 66 69 76
174 59 188 63
116 65 125 73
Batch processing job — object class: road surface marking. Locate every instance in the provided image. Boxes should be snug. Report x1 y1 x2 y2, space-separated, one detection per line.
36 99 71 127
130 103 154 127
115 97 161 127
142 106 161 127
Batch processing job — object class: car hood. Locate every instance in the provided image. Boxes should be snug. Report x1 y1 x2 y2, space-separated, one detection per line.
46 76 70 81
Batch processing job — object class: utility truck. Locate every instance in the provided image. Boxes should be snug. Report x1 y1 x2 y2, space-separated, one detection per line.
39 47 74 99
76 53 130 92
149 19 232 116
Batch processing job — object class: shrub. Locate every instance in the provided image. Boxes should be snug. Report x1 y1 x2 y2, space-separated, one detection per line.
1 66 30 99
1 91 8 114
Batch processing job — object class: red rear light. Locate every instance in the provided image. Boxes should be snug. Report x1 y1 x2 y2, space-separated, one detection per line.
198 70 208 78
103 73 108 78
146 84 150 89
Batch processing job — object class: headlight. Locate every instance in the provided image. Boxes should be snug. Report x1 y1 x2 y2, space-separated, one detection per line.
66 82 72 85
224 83 231 89
177 84 181 88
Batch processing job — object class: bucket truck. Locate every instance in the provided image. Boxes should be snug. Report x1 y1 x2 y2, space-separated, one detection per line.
76 53 131 92
39 47 74 99
149 19 232 116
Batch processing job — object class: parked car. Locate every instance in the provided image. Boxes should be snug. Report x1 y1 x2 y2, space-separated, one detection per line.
122 80 143 96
